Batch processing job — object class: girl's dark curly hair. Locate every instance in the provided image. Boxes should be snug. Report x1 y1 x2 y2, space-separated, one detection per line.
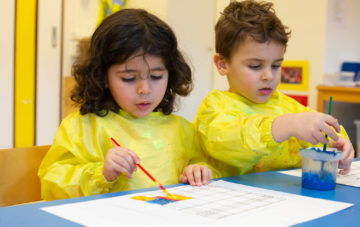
71 9 192 116
215 0 291 60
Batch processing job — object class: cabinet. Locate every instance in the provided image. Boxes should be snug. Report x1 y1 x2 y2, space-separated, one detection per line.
317 85 360 112
317 85 360 156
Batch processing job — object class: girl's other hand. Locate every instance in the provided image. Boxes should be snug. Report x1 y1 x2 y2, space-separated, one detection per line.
103 147 140 181
179 164 212 186
330 138 355 175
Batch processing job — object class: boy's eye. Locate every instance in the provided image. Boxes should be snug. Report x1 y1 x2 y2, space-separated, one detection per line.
121 77 135 82
151 75 163 80
272 64 281 70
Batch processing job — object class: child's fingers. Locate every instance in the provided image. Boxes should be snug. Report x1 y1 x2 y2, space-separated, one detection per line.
339 145 354 170
324 115 341 133
334 138 354 174
110 160 132 178
201 167 212 185
320 124 339 142
126 149 141 164
115 149 139 173
179 173 188 184
308 135 319 145
123 152 138 173
339 167 351 175
113 156 133 173
186 170 196 186
118 166 133 178
313 130 328 144
193 166 203 186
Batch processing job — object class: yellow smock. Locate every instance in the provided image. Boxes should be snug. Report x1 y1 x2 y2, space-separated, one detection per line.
194 89 349 177
38 110 209 200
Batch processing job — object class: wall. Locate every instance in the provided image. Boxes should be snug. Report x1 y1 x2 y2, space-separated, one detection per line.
324 0 360 73
62 0 98 78
272 0 328 110
167 0 216 121
36 0 62 145
212 0 231 91
126 0 167 21
0 0 15 148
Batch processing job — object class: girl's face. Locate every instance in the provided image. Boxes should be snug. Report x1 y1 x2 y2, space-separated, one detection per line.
107 53 168 118
218 37 285 103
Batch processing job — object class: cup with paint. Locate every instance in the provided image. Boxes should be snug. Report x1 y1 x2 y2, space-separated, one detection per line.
299 147 342 190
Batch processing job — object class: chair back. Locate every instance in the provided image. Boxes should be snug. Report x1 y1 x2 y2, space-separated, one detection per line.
0 145 50 206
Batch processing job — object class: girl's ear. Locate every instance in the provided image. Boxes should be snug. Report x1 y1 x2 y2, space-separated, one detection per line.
214 53 228 76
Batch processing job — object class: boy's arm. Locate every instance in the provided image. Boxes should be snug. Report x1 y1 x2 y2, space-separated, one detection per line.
196 111 280 174
182 121 222 179
187 133 222 179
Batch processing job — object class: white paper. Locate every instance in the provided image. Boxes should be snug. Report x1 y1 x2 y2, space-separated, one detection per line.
41 180 353 227
279 161 360 187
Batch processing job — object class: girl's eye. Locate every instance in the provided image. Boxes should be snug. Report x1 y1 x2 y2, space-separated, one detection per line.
249 65 261 70
121 77 135 82
151 75 163 80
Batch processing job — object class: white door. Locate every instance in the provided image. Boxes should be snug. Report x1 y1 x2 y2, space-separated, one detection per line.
167 0 216 122
0 0 15 148
36 0 63 145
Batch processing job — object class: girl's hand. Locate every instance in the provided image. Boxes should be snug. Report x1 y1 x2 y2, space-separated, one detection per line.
179 164 212 186
103 147 140 182
330 138 355 175
273 112 341 144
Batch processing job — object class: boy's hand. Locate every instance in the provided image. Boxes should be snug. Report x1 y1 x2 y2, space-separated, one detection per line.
330 138 354 175
179 164 212 186
273 112 341 144
103 147 140 182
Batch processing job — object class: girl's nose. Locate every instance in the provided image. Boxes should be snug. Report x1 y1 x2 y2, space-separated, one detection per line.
137 79 151 95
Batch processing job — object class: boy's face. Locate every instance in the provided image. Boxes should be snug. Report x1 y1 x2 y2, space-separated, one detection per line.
216 38 285 103
107 53 168 118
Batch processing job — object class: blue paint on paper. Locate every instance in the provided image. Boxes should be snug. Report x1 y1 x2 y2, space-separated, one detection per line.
146 197 178 205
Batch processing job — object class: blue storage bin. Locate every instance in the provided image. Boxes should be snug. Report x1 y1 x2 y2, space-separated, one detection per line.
341 62 360 81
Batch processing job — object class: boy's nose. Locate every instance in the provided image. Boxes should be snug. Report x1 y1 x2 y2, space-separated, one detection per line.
137 80 151 94
261 69 274 81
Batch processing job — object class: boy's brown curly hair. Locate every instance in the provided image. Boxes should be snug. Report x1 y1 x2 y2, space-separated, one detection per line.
215 0 291 60
71 9 192 116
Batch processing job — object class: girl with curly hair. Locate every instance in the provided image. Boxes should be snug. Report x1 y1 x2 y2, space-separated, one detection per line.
38 9 214 200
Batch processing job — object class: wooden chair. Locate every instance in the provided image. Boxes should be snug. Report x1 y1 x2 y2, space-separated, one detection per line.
0 145 50 207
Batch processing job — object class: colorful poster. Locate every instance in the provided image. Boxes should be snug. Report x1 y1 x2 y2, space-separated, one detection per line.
97 0 127 26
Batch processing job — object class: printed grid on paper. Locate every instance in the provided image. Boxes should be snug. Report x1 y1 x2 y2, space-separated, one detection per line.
141 183 286 219
343 163 360 180
338 162 360 182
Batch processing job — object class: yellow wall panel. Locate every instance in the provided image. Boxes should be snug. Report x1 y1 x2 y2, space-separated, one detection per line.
15 0 37 147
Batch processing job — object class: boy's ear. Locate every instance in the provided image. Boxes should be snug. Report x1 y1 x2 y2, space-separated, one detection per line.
214 53 227 76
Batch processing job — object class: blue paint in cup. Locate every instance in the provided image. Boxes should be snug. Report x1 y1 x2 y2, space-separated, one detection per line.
299 147 342 190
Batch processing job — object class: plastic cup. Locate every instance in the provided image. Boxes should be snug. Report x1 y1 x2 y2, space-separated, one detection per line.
299 147 342 190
